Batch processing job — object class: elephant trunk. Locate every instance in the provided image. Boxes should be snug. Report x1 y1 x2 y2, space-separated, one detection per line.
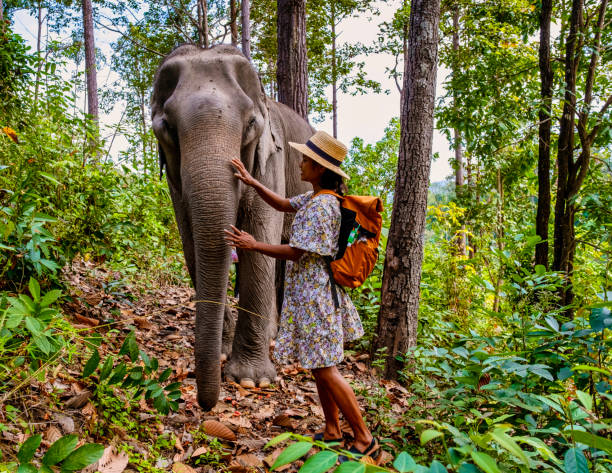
180 110 241 410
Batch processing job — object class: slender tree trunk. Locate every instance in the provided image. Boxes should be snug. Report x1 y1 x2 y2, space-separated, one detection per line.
0 0 4 33
33 2 43 109
199 0 209 48
553 0 581 308
230 0 238 46
331 1 338 138
241 0 251 60
82 0 99 133
276 0 308 120
452 6 465 255
493 169 504 313
374 0 441 380
535 0 553 269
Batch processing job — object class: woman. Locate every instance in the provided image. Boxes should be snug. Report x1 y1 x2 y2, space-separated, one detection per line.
224 130 379 462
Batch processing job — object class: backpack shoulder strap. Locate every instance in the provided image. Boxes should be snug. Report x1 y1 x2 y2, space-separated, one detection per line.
314 189 343 200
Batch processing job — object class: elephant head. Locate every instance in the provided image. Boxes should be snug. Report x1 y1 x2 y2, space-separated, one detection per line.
151 45 285 410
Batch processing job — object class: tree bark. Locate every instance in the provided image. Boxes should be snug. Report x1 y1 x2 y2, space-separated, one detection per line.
230 0 238 46
535 0 553 269
374 0 441 380
331 1 338 138
241 0 251 60
276 0 308 120
82 0 98 124
199 0 209 48
0 0 4 33
33 2 43 109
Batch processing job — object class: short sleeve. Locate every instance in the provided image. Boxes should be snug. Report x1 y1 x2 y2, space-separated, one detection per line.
289 191 313 210
289 195 339 256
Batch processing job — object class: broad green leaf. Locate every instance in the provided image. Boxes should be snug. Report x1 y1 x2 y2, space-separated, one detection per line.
28 278 40 301
470 452 501 473
17 463 38 473
394 451 419 472
572 365 612 376
158 367 172 382
42 434 78 465
40 290 62 308
33 335 52 355
60 444 104 471
589 307 611 332
298 450 337 473
17 435 42 463
428 461 448 473
515 436 560 463
264 432 293 448
575 391 593 412
334 462 366 473
420 429 444 445
458 463 482 473
570 431 612 455
40 465 53 473
564 447 588 473
24 316 42 336
99 356 114 381
39 171 61 186
82 349 100 378
271 442 312 469
489 429 529 465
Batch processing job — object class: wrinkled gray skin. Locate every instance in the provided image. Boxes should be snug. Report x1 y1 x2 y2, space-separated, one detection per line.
151 44 312 410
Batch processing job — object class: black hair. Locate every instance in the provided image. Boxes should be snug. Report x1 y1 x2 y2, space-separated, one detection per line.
320 168 347 195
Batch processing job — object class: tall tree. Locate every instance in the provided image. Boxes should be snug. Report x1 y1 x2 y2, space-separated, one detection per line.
276 0 308 119
374 0 441 379
242 0 251 60
198 0 210 47
230 0 238 45
553 0 610 310
82 0 98 129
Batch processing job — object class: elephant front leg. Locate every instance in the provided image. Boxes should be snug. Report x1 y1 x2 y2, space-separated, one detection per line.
225 243 278 388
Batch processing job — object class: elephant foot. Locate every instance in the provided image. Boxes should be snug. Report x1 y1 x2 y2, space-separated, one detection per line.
224 355 276 389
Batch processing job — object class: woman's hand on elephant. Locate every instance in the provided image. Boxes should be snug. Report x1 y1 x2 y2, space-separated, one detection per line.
231 158 257 187
224 225 257 251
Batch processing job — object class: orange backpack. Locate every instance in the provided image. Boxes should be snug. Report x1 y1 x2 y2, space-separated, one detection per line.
317 190 384 306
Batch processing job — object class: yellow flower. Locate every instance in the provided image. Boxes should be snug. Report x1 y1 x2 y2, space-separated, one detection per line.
2 126 19 144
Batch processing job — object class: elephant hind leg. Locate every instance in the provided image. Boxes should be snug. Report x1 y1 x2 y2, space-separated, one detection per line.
221 303 236 361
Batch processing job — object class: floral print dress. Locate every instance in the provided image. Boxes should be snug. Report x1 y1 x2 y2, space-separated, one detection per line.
274 191 364 369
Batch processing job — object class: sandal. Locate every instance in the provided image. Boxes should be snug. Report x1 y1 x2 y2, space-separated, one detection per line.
338 437 381 464
312 432 344 445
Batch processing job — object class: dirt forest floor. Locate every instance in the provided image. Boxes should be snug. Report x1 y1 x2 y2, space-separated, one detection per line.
1 260 418 472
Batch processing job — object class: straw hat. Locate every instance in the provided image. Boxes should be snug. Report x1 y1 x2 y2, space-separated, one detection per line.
288 131 350 179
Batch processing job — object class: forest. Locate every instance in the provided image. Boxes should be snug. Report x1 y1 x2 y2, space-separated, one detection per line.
0 0 611 472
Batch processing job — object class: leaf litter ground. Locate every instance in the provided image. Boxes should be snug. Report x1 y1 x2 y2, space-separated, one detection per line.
1 260 417 472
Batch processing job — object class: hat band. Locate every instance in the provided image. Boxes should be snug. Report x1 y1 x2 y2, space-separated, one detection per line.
306 141 342 167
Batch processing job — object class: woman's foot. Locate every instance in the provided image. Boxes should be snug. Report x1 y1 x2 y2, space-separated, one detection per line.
338 437 380 464
312 432 344 446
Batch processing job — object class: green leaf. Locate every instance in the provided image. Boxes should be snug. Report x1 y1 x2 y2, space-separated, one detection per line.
264 432 293 449
39 171 61 186
40 465 54 473
570 431 612 455
470 452 501 473
271 442 313 470
428 461 448 473
298 450 337 473
17 434 42 463
564 447 588 473
575 391 592 412
24 316 42 336
420 429 444 445
158 367 172 383
572 365 612 376
40 290 62 308
82 349 100 378
28 278 40 301
99 356 114 381
17 463 38 473
489 429 529 465
458 463 482 473
334 462 366 473
33 335 52 355
42 434 78 465
589 307 611 332
60 444 104 471
394 451 419 472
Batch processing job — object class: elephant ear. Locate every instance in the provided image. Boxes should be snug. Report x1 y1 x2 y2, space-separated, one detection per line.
255 100 283 177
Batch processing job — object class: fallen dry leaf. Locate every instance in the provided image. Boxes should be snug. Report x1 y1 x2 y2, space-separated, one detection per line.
172 462 197 473
252 407 274 420
272 414 295 430
202 420 237 441
97 446 129 473
74 313 99 326
284 408 307 418
43 426 62 446
191 446 208 457
231 453 262 468
66 390 92 409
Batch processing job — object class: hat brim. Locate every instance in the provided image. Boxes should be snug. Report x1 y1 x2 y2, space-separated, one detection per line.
288 141 350 180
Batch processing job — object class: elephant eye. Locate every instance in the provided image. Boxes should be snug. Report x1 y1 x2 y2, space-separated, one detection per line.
247 117 256 129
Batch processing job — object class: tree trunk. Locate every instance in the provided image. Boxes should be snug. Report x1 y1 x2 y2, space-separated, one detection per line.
452 6 465 255
0 0 4 33
373 0 441 380
199 0 209 48
553 0 581 307
276 0 308 119
82 0 98 127
230 0 238 46
331 1 338 138
535 0 553 269
241 0 251 60
33 2 43 109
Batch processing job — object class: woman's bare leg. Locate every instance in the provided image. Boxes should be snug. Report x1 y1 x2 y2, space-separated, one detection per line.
312 366 372 451
313 374 342 440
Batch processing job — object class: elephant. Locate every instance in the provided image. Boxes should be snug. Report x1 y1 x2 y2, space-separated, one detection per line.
151 44 313 410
